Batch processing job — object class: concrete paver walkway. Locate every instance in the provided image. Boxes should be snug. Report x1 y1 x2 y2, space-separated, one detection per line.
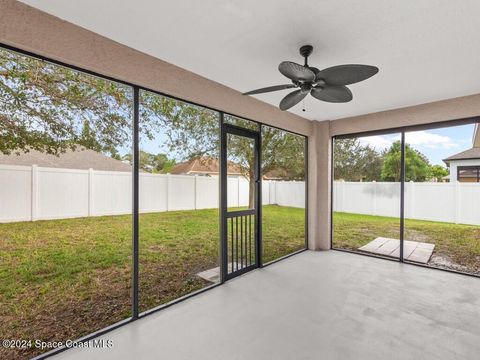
358 237 434 263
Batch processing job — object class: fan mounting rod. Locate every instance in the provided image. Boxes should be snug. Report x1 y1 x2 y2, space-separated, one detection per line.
299 45 313 66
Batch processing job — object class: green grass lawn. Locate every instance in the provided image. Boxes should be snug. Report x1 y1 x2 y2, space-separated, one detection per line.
0 205 305 359
333 212 480 273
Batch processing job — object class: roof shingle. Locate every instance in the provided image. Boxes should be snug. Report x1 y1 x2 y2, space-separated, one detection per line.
170 157 243 175
443 147 480 163
0 148 132 171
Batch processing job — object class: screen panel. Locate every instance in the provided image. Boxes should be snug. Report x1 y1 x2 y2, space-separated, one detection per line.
138 90 221 312
332 134 401 260
261 125 307 263
0 47 133 359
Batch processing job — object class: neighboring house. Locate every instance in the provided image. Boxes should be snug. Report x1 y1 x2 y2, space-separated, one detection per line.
443 124 480 182
170 157 302 181
0 147 132 172
170 157 243 178
263 167 304 181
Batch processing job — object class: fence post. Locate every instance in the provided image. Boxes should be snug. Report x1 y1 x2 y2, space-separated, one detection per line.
88 168 94 217
31 165 38 221
270 181 274 205
454 181 460 224
409 181 415 219
273 180 278 205
237 176 241 207
166 173 171 211
274 181 277 205
340 180 345 212
372 181 377 215
194 175 199 210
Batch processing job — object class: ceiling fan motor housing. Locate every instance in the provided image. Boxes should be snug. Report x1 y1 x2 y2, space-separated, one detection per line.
299 45 313 66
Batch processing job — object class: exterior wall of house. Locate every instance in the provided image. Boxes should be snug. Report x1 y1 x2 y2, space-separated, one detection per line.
448 159 480 182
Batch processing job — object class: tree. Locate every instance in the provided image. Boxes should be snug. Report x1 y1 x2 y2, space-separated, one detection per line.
334 138 383 181
0 48 133 156
381 141 431 181
429 164 449 182
122 151 176 173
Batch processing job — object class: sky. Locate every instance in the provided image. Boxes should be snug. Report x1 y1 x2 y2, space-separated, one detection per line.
358 123 475 166
140 133 173 158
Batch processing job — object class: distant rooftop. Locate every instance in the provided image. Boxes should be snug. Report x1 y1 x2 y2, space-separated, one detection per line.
443 123 480 164
0 148 132 172
443 147 480 164
170 157 242 176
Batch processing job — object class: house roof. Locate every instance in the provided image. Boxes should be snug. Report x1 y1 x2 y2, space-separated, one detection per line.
443 147 480 164
263 167 302 180
0 148 132 172
170 157 243 175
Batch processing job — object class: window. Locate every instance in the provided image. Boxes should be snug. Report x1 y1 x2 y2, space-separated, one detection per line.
458 166 480 182
0 47 133 359
332 135 401 260
261 126 307 263
333 121 480 276
405 124 480 274
138 90 221 312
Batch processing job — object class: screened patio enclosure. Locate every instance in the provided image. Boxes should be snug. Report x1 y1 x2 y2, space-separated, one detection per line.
2 1 480 359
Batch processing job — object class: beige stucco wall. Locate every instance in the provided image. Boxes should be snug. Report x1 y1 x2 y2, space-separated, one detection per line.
330 94 480 136
308 121 331 250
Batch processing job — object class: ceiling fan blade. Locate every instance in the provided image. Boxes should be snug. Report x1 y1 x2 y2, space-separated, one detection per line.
311 85 353 103
279 89 308 110
316 64 378 86
278 61 315 82
243 84 296 95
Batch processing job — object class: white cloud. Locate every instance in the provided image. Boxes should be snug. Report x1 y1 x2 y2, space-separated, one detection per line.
405 131 458 149
358 131 460 151
359 134 399 150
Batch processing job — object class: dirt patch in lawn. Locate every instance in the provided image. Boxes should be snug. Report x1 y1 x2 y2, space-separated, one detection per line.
428 254 474 274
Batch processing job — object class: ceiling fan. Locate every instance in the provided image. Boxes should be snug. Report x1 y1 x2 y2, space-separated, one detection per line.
242 45 379 111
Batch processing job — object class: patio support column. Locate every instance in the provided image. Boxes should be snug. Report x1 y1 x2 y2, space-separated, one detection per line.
308 120 331 250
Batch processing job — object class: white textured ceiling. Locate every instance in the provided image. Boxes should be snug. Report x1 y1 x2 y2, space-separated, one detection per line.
19 0 480 121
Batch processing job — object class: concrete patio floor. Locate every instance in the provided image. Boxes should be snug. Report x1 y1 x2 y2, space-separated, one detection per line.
53 251 480 360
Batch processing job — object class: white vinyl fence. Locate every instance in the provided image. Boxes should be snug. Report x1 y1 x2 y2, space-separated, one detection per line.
0 164 305 223
333 181 480 226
